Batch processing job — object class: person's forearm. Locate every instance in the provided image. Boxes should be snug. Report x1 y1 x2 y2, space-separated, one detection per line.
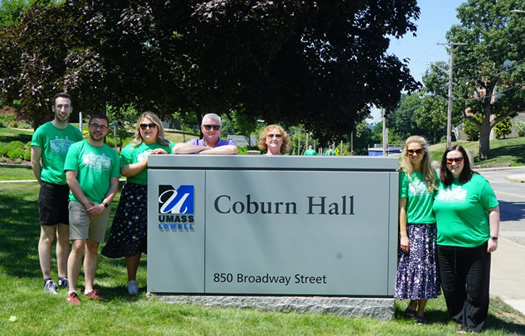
121 160 147 177
67 177 91 208
173 144 205 154
489 206 500 238
102 178 120 205
200 145 238 155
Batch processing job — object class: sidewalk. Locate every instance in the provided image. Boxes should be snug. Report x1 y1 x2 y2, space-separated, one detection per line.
491 236 525 316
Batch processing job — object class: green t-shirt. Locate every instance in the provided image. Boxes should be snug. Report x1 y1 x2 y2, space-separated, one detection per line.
324 150 336 156
31 122 83 185
399 171 436 224
64 140 120 204
433 174 499 248
121 141 174 185
304 149 317 156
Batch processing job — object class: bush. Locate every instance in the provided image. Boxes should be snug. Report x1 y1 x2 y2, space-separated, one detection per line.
0 142 8 157
7 141 24 152
17 120 32 129
0 112 17 128
23 150 32 161
516 121 525 137
7 147 24 160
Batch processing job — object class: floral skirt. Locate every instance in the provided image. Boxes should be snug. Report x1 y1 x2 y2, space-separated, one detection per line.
101 183 148 258
394 224 441 300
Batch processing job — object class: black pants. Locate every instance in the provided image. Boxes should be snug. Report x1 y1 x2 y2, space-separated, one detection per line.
437 243 491 332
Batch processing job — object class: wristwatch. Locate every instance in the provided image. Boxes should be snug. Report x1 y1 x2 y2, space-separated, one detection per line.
102 202 109 208
490 236 498 241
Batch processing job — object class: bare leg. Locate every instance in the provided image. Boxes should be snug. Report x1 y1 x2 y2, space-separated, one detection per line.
125 252 142 282
67 239 86 293
39 225 56 279
83 240 100 292
56 223 70 278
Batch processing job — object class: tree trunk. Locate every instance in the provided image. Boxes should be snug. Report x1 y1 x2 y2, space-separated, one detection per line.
478 114 492 160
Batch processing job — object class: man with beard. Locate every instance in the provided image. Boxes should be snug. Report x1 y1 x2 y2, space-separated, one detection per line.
64 114 120 305
31 92 83 294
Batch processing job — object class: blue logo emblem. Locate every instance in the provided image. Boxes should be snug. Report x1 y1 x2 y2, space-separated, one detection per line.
158 185 194 214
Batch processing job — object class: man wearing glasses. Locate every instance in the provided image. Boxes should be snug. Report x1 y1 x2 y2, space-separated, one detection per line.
31 92 83 294
63 114 120 305
174 113 238 154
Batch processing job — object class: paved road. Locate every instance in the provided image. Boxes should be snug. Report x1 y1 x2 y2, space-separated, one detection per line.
478 167 525 316
479 167 525 246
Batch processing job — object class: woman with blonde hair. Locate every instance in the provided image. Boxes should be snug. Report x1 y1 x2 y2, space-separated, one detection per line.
102 111 174 295
258 125 290 155
395 136 440 325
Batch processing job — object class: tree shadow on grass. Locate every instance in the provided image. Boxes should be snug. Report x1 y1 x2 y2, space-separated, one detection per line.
0 184 42 279
488 144 525 165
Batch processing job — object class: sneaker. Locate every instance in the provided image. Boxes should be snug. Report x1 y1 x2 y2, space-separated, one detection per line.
66 292 81 305
58 277 69 289
83 289 104 301
43 280 58 295
127 280 139 295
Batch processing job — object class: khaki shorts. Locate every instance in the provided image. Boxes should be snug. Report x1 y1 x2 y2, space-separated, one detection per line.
68 201 111 242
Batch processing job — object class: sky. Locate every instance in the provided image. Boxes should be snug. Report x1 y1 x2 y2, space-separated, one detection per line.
369 0 465 123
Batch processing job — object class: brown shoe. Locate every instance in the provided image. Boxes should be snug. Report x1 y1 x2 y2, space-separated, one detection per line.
83 289 104 301
66 292 81 305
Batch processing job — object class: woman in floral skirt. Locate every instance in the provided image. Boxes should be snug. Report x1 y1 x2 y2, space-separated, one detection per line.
101 111 174 295
395 136 440 325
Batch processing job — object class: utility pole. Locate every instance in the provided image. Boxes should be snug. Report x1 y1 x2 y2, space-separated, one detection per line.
382 107 388 156
437 42 467 148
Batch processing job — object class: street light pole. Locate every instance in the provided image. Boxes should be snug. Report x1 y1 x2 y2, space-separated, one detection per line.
437 42 467 148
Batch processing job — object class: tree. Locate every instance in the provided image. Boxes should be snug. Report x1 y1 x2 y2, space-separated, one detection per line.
445 0 525 159
1 0 422 139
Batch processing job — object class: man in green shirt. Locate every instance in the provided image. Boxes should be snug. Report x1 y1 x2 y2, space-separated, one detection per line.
304 145 317 156
64 114 120 305
31 92 83 294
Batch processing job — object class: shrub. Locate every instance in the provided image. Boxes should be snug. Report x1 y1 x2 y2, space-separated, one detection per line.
516 121 525 137
7 147 25 160
23 150 32 161
0 142 8 157
7 141 24 152
17 120 32 129
0 113 17 128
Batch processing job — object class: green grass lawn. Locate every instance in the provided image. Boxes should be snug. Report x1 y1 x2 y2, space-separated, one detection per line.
429 137 525 166
0 183 524 335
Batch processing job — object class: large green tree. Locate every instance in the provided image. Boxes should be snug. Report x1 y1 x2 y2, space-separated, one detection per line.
446 0 525 159
1 0 422 139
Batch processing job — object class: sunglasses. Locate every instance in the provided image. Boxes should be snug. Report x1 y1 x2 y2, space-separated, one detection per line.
267 134 282 139
140 123 157 130
90 123 108 131
407 149 424 155
203 125 221 131
446 157 464 164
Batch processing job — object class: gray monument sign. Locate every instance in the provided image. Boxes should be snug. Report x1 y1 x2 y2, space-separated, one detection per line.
147 156 399 299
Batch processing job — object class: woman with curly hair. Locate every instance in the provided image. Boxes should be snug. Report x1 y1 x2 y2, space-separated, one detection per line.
258 125 290 155
395 136 440 326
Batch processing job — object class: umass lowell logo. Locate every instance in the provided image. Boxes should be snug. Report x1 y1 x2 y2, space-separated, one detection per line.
158 185 195 232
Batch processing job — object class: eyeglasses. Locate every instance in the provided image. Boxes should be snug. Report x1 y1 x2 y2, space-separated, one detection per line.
140 123 157 130
267 134 282 139
203 125 221 131
407 149 424 155
446 157 464 164
90 123 108 131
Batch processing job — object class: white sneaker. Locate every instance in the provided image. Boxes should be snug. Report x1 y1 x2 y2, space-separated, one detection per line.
43 279 58 295
127 280 138 295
